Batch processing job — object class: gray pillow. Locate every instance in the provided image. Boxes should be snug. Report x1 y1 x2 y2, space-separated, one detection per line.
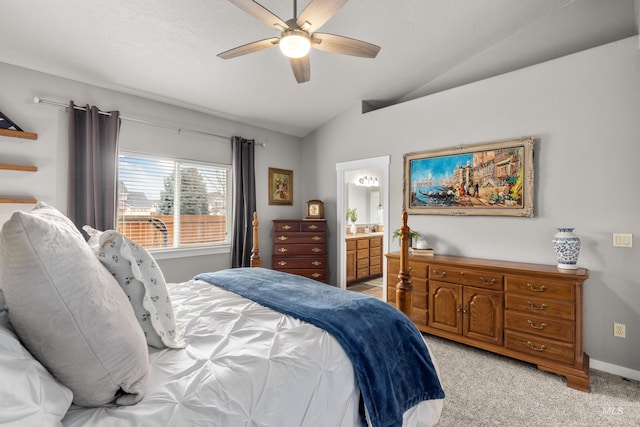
0 202 149 407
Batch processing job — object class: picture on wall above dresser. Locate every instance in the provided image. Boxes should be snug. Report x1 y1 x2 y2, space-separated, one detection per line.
403 136 534 217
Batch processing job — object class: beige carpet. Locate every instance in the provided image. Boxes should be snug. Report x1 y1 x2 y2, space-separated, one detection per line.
424 334 640 426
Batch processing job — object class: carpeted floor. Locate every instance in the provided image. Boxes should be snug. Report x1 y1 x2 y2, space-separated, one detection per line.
424 334 640 426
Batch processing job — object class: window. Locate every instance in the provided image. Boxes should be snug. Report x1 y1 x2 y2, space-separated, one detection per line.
117 153 231 251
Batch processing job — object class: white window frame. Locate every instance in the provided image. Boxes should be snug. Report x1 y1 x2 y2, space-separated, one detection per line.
117 151 232 259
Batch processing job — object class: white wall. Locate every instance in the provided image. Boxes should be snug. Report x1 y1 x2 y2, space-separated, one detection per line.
302 36 640 374
0 63 304 282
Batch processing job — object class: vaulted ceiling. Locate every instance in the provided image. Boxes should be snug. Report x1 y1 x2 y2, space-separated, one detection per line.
1 1 638 137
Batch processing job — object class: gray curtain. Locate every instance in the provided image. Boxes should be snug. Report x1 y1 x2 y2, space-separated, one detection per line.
231 136 256 268
67 101 120 235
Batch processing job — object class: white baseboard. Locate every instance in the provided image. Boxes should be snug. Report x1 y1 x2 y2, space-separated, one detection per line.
590 358 640 381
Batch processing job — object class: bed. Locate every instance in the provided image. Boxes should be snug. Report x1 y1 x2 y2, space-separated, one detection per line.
0 204 443 427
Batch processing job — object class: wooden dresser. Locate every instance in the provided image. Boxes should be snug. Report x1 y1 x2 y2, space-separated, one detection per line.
346 234 383 283
386 253 590 391
272 220 327 282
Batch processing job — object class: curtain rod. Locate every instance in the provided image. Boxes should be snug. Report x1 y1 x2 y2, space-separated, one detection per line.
33 96 266 147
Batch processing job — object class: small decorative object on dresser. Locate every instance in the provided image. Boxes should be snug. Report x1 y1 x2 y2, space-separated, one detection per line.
272 219 327 282
552 228 581 269
306 199 324 219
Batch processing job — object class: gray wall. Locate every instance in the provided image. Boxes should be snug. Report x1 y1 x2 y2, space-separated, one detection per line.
302 36 640 376
0 62 304 282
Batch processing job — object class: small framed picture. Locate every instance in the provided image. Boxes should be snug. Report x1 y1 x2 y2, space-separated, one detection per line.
269 167 293 205
306 199 324 219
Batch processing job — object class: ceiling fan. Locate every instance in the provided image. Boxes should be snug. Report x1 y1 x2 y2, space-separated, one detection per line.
218 0 381 83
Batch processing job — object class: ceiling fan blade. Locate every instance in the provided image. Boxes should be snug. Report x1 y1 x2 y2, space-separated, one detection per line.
289 56 310 83
218 37 279 59
227 0 289 30
296 0 348 33
312 33 380 58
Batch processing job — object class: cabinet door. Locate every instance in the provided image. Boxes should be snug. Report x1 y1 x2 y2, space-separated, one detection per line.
429 281 462 334
346 250 357 283
463 287 504 346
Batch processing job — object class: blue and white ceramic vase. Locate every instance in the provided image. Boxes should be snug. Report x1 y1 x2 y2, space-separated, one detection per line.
552 228 581 269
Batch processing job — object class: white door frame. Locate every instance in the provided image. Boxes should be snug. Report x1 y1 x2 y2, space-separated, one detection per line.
335 155 390 291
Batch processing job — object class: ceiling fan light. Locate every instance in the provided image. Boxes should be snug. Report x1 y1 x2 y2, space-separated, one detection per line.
279 31 311 58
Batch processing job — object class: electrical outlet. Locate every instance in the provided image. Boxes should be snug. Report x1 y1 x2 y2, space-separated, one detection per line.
613 323 626 338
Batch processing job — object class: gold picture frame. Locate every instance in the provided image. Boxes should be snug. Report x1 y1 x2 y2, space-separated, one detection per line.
269 167 293 205
403 136 535 217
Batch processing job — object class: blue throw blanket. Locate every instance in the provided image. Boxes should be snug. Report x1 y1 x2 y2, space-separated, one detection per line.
195 268 444 427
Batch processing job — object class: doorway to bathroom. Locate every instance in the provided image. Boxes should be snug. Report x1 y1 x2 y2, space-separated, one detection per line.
335 156 389 299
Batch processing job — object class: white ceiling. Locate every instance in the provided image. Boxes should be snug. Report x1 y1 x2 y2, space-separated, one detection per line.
2 1 638 137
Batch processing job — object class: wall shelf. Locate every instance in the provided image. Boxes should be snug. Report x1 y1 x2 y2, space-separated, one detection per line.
0 198 37 204
0 163 38 172
0 128 38 140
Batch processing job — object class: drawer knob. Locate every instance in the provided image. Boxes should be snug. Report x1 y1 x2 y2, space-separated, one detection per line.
282 225 292 230
278 261 288 266
433 270 446 278
526 283 547 292
527 341 547 352
278 236 288 241
527 301 548 311
309 225 318 230
480 277 496 285
312 273 321 278
312 236 322 241
527 320 548 330
278 248 288 253
312 261 322 266
312 247 322 253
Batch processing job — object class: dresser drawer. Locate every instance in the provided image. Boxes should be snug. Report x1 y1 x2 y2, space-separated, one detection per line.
346 240 357 251
429 266 504 290
357 239 370 249
370 246 382 257
274 244 326 255
506 276 574 301
357 267 370 278
369 264 381 275
273 256 326 269
370 255 381 267
387 282 427 326
357 257 369 269
370 236 382 247
273 221 300 232
301 221 326 232
505 330 574 365
505 310 574 342
274 232 325 244
357 249 369 259
505 294 574 321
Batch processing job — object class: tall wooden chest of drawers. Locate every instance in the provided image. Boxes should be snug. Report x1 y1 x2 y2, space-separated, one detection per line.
386 253 590 391
272 220 327 282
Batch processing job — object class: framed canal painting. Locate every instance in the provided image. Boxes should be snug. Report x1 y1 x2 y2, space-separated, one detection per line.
403 136 534 217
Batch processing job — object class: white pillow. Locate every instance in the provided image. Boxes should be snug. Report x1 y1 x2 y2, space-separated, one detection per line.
0 202 149 407
84 226 186 349
0 290 73 426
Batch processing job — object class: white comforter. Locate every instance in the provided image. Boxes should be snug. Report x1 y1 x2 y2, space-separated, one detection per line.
63 279 443 426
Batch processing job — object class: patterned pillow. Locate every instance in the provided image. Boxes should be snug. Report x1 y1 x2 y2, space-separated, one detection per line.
84 226 186 349
0 202 148 407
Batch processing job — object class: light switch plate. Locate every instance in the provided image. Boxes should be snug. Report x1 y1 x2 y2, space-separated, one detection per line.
612 233 633 248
